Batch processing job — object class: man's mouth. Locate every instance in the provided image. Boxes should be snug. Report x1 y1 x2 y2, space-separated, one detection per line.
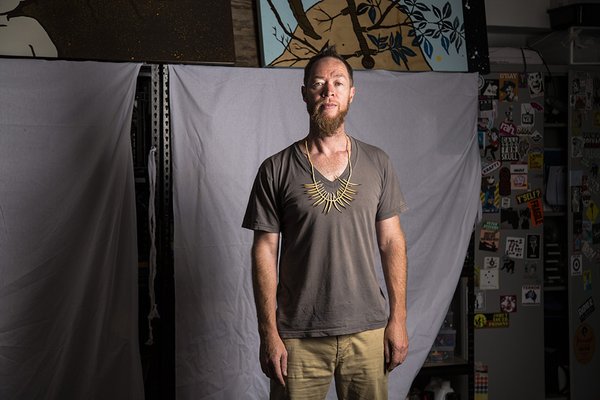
320 102 338 111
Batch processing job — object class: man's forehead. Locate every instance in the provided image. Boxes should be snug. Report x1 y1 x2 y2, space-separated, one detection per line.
309 58 350 79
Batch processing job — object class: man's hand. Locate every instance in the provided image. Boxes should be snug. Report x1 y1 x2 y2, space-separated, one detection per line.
384 319 408 372
259 333 288 386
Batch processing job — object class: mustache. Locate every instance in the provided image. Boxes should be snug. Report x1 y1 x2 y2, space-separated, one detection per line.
311 99 336 118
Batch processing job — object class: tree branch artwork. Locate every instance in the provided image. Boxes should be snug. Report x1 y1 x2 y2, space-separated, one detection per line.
263 0 466 71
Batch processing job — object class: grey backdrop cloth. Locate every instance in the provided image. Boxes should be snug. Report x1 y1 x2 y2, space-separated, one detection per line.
0 59 144 399
169 65 481 399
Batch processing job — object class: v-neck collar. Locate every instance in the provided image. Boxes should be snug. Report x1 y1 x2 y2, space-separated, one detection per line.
294 135 358 185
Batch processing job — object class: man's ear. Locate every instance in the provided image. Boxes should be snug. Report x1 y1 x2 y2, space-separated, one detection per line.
301 86 307 102
349 86 355 103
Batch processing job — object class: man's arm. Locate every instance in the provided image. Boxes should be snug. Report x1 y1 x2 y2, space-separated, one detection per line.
376 215 408 371
251 230 287 385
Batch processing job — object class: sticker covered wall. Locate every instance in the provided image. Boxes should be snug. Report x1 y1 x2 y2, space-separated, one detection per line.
566 70 600 398
474 71 546 400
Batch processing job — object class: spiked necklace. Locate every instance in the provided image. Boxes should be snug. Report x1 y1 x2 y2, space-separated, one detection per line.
303 135 358 214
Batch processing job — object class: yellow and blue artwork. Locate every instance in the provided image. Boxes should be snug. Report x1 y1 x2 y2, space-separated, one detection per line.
258 0 471 71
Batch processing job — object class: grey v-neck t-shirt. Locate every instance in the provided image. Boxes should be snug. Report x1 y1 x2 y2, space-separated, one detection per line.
243 136 407 338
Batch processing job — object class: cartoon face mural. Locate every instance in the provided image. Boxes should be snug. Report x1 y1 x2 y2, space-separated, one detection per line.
0 0 57 57
527 72 544 97
0 1 235 63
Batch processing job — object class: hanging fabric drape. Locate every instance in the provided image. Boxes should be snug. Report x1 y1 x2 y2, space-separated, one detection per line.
169 65 481 400
0 59 144 400
145 146 160 345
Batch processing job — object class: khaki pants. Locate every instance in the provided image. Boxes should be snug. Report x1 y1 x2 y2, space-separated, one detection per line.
270 328 388 400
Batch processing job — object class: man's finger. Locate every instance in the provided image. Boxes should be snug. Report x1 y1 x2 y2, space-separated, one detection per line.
281 351 288 377
384 341 390 366
273 362 286 386
386 346 408 371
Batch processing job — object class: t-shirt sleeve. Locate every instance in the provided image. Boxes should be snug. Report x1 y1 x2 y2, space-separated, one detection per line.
242 159 281 232
376 154 408 221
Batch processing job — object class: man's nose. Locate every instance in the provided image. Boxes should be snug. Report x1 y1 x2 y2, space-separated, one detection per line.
321 83 334 97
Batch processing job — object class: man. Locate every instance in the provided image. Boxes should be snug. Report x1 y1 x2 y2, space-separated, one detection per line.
242 47 408 399
483 127 499 161
500 80 517 102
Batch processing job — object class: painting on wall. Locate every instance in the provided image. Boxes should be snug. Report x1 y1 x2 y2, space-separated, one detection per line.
0 0 235 64
257 0 488 72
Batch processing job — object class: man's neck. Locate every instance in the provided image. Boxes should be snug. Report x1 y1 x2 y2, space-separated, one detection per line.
305 126 348 156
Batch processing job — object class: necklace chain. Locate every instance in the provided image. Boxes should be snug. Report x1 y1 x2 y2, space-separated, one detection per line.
303 135 358 214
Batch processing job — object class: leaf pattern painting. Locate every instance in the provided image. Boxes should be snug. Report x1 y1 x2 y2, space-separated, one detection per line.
259 0 467 71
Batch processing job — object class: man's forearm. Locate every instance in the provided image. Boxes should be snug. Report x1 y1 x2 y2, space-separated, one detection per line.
251 232 280 337
377 217 408 323
382 239 407 323
252 263 278 337
251 231 289 385
377 216 409 370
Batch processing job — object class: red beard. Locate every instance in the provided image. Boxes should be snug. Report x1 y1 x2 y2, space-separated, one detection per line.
309 99 350 137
